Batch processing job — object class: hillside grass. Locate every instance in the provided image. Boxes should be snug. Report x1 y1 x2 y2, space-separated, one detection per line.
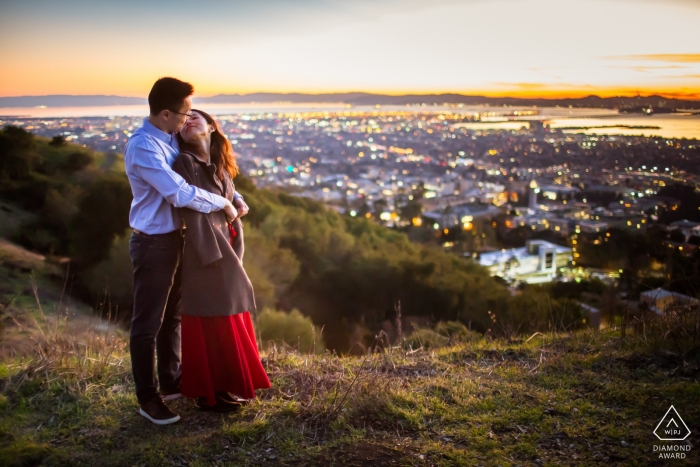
1 314 698 466
0 203 105 359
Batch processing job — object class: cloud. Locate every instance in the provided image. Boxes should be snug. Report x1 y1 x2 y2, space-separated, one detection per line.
607 54 700 63
667 74 700 79
496 82 549 89
496 82 597 90
606 65 689 73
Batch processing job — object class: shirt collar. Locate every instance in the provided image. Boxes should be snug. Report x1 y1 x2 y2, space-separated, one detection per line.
141 118 175 146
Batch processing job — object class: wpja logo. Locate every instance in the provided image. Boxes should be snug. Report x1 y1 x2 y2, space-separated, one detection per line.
652 405 691 460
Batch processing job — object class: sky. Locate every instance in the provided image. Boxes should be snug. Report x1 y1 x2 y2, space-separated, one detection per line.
1 0 699 99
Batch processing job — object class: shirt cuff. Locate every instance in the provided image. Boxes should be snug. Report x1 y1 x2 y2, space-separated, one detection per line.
211 194 227 210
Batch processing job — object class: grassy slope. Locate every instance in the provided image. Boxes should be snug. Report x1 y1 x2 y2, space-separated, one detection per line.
1 324 698 467
0 201 114 358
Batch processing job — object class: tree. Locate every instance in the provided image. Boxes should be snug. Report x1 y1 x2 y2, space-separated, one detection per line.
0 126 37 180
49 135 66 147
373 198 388 219
400 199 422 222
70 177 133 266
412 180 426 200
62 151 94 173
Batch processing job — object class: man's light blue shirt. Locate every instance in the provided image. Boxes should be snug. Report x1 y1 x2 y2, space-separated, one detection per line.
125 118 227 234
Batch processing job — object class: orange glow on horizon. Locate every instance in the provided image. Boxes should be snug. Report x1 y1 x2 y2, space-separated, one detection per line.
178 86 700 101
1 82 698 101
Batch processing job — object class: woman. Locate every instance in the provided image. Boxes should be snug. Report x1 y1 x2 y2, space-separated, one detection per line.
173 109 270 412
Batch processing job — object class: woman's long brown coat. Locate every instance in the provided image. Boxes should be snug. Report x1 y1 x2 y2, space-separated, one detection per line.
172 151 255 317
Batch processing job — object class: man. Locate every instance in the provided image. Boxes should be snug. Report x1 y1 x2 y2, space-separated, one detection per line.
124 77 247 425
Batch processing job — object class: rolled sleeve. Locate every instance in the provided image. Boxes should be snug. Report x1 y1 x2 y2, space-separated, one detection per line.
132 144 226 213
187 189 227 213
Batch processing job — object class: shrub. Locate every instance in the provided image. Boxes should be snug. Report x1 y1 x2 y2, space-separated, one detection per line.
243 228 300 311
256 308 324 354
80 232 133 311
434 320 482 342
503 287 584 336
403 328 449 349
62 151 94 173
0 127 37 180
70 176 132 266
403 322 482 350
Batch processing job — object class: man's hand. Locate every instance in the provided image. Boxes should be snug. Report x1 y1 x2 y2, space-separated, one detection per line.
223 200 238 223
233 195 249 218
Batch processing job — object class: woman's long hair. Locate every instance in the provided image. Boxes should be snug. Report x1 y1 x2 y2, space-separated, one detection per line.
177 109 239 181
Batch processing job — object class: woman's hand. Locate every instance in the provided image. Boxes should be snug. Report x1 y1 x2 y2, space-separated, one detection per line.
234 197 249 218
223 200 238 223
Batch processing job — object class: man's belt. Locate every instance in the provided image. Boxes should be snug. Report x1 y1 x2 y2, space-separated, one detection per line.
133 229 181 236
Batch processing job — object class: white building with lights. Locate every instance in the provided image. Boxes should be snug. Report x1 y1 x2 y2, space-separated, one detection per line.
477 240 573 284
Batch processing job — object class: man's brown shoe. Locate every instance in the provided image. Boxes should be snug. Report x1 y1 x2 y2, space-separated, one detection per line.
139 398 181 425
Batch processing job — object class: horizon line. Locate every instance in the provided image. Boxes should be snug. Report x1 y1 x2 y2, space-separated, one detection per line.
1 91 699 101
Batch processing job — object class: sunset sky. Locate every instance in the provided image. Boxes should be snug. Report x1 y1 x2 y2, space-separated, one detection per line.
1 0 699 99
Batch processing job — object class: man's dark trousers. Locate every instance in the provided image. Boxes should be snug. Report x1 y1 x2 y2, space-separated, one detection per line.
129 229 183 405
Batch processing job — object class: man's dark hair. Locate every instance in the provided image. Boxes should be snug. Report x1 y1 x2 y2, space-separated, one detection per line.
148 77 194 116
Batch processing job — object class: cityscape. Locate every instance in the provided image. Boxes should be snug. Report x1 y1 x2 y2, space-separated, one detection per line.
4 109 698 296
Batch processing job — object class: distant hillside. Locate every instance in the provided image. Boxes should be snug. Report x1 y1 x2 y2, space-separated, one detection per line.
2 93 699 109
199 92 700 110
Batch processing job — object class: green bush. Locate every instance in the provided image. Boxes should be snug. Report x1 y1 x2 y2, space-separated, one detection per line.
81 231 133 309
503 287 584 335
403 328 449 349
70 176 132 266
61 151 94 173
243 228 300 311
404 322 482 350
434 320 482 342
0 127 37 180
256 308 324 354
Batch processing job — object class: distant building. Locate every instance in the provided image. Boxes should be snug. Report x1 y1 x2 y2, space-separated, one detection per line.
529 180 539 211
549 217 574 236
539 185 578 202
577 220 608 234
663 219 700 255
640 288 699 314
669 220 700 238
510 212 557 232
477 240 572 284
423 204 500 229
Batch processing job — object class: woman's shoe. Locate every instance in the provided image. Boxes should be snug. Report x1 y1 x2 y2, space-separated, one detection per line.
196 396 241 413
216 391 250 405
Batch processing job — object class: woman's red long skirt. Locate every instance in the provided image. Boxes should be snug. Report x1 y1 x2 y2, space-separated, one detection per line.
181 311 271 406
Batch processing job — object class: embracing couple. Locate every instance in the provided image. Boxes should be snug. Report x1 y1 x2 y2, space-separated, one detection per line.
124 77 270 425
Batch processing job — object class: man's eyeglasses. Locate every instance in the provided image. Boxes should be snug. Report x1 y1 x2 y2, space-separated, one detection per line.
169 109 192 117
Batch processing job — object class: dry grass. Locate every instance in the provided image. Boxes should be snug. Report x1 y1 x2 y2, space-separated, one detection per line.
1 258 699 466
1 296 699 467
